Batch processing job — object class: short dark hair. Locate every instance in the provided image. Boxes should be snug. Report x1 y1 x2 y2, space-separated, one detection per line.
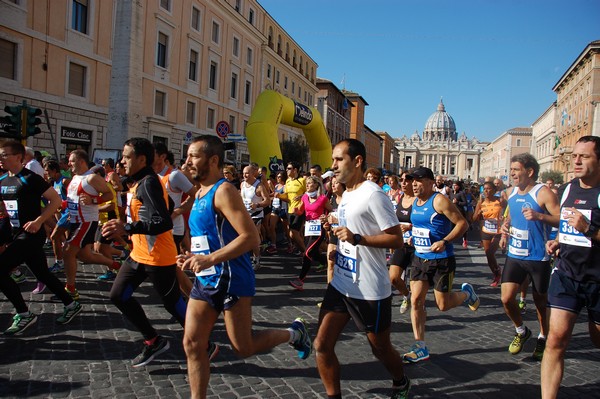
71 149 89 165
310 164 322 172
511 153 539 181
191 135 224 168
337 139 366 172
45 160 61 173
287 161 300 171
153 142 169 157
1 140 25 158
103 158 115 168
124 137 154 167
577 135 600 160
167 151 175 166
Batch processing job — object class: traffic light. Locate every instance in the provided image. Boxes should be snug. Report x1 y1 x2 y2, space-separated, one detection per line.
24 106 42 137
1 105 22 139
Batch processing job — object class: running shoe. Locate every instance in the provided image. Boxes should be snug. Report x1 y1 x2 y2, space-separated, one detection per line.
207 341 220 362
532 337 546 361
462 239 468 248
289 317 311 360
3 313 37 335
49 261 64 273
461 283 480 311
264 245 277 255
32 282 46 294
10 270 26 284
252 256 261 271
391 287 401 296
56 301 82 324
400 296 410 314
52 287 80 301
291 248 303 256
518 298 527 313
98 270 117 281
289 278 304 291
132 336 170 368
402 342 430 363
391 377 412 399
315 264 327 273
509 327 531 354
490 273 501 287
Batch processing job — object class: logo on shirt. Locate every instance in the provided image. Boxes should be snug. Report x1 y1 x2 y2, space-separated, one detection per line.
1 186 17 194
574 199 587 205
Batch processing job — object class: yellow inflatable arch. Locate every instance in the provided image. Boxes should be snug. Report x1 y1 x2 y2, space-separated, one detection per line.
245 90 332 174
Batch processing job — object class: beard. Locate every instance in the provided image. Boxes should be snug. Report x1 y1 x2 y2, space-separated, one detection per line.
191 159 210 182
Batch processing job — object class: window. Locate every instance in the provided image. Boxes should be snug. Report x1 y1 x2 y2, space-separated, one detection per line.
211 21 220 44
291 81 295 95
186 101 196 124
267 64 272 79
516 139 521 147
154 90 166 116
230 72 238 99
159 0 170 11
0 39 17 80
72 0 89 34
298 86 301 99
284 76 288 90
235 0 241 12
191 7 201 31
207 107 215 129
157 32 168 68
229 115 236 133
275 70 280 84
248 8 254 25
245 80 252 105
246 47 253 66
68 62 86 97
189 49 198 81
209 61 218 90
233 37 239 57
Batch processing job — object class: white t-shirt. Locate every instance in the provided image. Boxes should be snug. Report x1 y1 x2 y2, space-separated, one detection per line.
26 159 45 178
331 180 399 300
159 166 194 236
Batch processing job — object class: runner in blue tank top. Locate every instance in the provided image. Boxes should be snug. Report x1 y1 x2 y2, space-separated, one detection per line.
499 153 560 361
542 136 600 398
402 167 480 365
178 135 311 398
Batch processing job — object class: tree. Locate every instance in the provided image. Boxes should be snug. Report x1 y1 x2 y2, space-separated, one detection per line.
540 170 564 185
280 136 309 170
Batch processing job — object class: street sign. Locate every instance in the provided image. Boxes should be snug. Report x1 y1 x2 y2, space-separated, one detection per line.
226 134 246 142
183 131 193 145
216 120 230 138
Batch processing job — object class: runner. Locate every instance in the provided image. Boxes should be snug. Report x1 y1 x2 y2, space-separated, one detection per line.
179 135 311 399
265 171 290 255
274 162 306 255
499 153 560 361
240 164 270 270
541 136 600 398
44 159 71 275
403 166 480 364
101 138 188 368
314 139 410 399
0 141 82 335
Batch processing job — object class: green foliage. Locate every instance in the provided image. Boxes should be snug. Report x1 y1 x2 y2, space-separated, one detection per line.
280 135 309 169
540 170 564 185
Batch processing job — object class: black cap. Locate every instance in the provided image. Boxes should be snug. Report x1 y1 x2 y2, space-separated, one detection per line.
407 167 435 180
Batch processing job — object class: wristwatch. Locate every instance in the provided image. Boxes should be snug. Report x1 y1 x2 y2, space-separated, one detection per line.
124 223 133 234
584 223 598 238
353 233 363 246
442 239 450 246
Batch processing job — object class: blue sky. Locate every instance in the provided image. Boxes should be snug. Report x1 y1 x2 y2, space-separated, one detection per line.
258 0 600 142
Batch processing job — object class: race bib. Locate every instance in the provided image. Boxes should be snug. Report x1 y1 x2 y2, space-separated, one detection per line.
272 197 281 209
190 235 216 277
243 198 252 212
400 222 412 240
4 200 19 228
304 219 322 236
335 240 358 282
391 200 398 211
509 226 529 257
558 208 592 248
412 227 432 253
483 218 499 234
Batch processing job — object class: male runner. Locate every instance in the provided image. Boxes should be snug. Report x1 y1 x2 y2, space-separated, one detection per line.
274 161 306 255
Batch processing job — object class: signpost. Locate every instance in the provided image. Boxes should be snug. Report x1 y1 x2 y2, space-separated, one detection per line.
215 120 230 138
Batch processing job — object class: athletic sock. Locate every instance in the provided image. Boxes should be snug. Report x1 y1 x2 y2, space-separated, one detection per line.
287 328 300 343
538 334 546 340
516 325 527 335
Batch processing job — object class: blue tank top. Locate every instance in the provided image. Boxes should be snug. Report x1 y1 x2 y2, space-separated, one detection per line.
188 179 255 296
506 184 549 261
54 179 67 200
411 192 454 259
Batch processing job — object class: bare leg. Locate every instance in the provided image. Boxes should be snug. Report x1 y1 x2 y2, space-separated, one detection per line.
314 310 350 396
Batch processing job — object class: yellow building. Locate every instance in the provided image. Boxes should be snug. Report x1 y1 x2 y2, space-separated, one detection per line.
552 40 600 181
479 127 532 184
0 0 317 166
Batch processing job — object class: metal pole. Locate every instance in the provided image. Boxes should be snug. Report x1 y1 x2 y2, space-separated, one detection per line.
43 109 59 158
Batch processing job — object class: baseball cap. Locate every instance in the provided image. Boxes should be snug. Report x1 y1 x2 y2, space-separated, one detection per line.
322 170 334 179
407 167 435 180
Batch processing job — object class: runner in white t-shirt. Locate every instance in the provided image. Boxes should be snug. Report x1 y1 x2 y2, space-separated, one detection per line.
314 139 411 399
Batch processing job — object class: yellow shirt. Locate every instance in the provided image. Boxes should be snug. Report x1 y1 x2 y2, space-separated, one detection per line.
283 177 306 214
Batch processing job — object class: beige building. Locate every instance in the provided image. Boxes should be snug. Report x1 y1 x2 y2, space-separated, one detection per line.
395 100 485 181
377 131 399 174
531 102 557 174
343 90 383 169
315 78 352 152
0 0 317 167
479 127 532 184
552 40 600 181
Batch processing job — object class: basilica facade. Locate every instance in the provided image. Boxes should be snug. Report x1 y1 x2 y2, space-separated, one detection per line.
395 100 486 182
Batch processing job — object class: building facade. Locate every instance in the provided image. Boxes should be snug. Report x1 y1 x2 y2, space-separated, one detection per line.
395 100 485 181
315 78 352 151
377 131 399 174
479 127 532 184
0 0 317 167
552 40 600 181
343 90 383 169
531 101 557 174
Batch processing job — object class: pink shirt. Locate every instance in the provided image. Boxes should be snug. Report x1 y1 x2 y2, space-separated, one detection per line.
301 194 328 221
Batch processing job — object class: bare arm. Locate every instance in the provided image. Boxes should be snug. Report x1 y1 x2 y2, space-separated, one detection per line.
430 194 468 252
